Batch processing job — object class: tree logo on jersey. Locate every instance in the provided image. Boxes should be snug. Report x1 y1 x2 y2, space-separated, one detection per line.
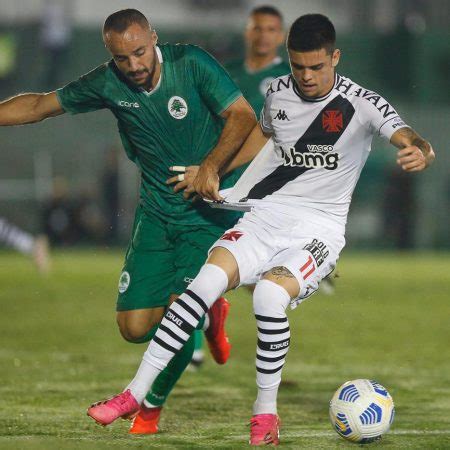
322 110 343 132
118 271 130 294
220 230 243 241
168 96 188 119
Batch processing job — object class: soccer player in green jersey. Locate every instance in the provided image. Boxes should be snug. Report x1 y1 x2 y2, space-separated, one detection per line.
225 6 290 115
0 8 255 434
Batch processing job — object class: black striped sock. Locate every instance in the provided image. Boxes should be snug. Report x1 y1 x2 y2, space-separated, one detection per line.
150 289 209 359
255 314 290 378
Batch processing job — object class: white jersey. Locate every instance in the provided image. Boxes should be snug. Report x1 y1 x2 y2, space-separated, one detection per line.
227 73 409 232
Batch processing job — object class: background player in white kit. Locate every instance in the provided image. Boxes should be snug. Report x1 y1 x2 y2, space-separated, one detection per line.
88 14 434 446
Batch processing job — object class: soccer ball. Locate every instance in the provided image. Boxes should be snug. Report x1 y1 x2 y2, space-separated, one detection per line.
329 379 395 443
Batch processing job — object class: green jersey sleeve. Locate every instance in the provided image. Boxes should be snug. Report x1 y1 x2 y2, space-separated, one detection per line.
188 46 242 115
56 64 107 114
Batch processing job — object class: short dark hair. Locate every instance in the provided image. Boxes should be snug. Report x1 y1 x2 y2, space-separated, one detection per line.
103 9 150 35
287 14 335 54
250 5 283 23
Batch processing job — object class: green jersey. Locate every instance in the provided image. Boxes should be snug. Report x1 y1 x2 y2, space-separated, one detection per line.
225 57 290 115
224 57 290 184
57 43 242 226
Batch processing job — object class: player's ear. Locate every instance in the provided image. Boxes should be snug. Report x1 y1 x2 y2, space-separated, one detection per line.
331 49 340 67
151 29 158 45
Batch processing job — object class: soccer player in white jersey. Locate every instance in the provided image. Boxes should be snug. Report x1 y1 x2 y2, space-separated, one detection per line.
88 14 434 445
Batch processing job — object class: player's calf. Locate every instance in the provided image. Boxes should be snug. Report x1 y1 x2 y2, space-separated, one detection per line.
253 280 292 416
88 263 230 424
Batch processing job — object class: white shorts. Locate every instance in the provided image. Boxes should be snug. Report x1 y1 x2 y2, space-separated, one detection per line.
210 206 345 309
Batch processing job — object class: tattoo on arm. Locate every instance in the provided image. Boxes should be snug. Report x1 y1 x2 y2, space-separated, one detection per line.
269 266 295 279
397 127 431 156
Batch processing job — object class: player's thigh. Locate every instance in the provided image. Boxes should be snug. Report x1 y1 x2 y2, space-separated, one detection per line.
209 220 275 287
116 209 176 314
171 224 237 293
264 237 339 309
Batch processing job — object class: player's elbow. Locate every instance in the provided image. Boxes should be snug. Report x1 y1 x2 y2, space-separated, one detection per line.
227 97 257 130
240 101 258 129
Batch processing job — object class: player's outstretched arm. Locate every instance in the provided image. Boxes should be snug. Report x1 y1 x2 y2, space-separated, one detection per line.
222 122 272 174
194 96 256 201
167 124 272 198
0 91 64 126
390 127 435 172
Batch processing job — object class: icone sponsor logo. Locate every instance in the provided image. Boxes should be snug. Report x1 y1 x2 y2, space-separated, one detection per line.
281 146 339 170
270 340 289 350
166 311 183 327
118 100 140 108
303 239 329 266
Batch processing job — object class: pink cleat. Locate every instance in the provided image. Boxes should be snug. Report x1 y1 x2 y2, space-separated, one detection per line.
87 389 140 426
205 297 231 365
249 414 281 446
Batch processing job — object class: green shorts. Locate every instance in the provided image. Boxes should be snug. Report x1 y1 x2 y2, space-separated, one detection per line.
116 207 226 311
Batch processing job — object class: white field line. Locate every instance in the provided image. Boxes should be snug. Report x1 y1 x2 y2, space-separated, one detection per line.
229 430 450 439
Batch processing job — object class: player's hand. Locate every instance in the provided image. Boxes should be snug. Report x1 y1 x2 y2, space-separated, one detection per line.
194 160 223 201
396 145 434 172
167 165 200 199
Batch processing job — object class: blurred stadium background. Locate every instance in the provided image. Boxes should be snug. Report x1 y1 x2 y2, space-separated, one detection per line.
0 0 448 249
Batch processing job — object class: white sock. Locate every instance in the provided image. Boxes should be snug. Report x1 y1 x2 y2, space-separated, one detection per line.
252 279 291 415
127 264 228 403
0 218 34 254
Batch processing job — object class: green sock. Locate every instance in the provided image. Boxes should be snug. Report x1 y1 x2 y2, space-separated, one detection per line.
144 316 205 407
193 329 204 352
145 329 196 407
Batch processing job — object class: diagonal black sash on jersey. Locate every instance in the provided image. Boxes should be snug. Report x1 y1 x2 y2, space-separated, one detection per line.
247 95 355 200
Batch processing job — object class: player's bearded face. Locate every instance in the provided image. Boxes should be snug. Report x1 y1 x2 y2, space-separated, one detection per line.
245 14 284 57
288 48 340 98
105 23 159 90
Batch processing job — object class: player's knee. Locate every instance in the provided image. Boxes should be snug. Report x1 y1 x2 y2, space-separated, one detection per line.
116 309 164 343
118 324 150 343
207 247 240 290
253 279 291 317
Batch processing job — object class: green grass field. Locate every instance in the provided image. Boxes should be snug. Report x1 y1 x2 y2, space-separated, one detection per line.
0 250 449 449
